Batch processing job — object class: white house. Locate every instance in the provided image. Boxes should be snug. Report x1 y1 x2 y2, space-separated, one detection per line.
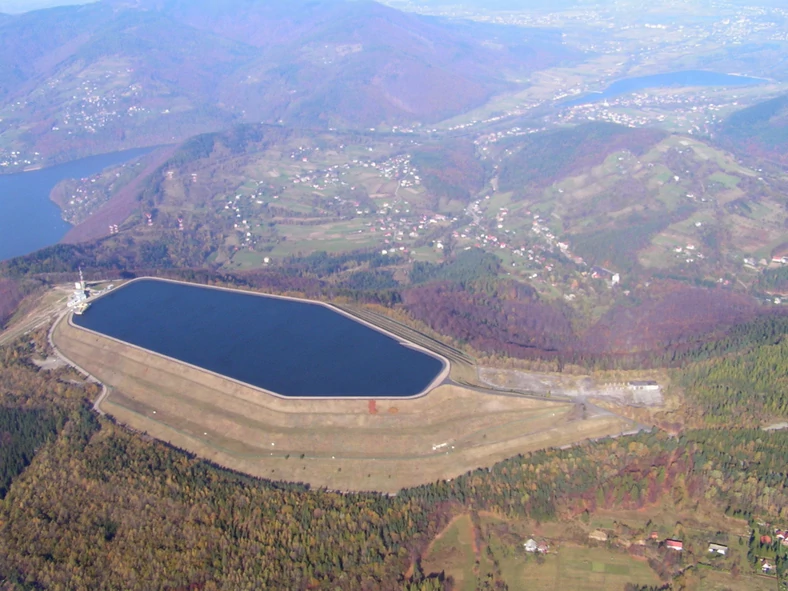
708 543 728 556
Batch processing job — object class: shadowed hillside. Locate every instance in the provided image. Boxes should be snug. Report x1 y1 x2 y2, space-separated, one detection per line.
717 93 788 164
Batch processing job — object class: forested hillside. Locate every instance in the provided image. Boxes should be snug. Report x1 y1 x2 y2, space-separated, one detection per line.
718 93 788 163
679 325 788 427
497 123 666 191
0 278 22 327
2 329 788 589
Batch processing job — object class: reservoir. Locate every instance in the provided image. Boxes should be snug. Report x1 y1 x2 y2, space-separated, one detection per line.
564 70 765 107
72 278 446 398
0 147 153 261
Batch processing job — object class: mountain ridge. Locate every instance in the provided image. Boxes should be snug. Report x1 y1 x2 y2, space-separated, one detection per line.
0 0 575 167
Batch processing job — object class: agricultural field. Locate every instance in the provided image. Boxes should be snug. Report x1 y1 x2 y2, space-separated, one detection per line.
149 130 463 270
51 310 633 494
421 515 479 591
694 569 776 591
478 128 788 300
418 502 777 591
421 513 662 591
521 546 661 591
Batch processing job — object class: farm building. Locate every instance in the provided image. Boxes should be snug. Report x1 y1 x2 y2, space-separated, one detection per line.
588 530 608 542
665 539 683 552
708 543 728 555
628 380 659 391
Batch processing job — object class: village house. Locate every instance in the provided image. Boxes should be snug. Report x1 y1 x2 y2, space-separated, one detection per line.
524 539 549 553
665 539 684 552
589 530 609 542
708 543 728 556
628 381 660 392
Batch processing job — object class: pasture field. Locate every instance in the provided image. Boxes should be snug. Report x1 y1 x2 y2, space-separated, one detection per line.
421 515 479 591
52 313 631 493
543 546 659 591
422 514 662 591
695 568 776 591
491 546 661 591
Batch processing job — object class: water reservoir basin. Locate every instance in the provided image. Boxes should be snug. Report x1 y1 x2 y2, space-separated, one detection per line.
72 278 446 398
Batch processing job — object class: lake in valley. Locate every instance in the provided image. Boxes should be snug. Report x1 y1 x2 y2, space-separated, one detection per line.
72 278 446 398
564 70 766 107
0 148 153 261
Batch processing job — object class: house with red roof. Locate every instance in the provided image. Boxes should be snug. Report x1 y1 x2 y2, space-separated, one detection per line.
665 539 683 552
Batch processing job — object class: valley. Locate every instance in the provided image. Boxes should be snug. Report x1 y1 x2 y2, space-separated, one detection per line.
1 1 788 590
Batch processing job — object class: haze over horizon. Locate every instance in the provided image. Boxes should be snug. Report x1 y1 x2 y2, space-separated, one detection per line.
0 0 94 12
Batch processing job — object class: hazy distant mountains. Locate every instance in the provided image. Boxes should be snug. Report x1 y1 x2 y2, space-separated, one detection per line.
0 0 575 165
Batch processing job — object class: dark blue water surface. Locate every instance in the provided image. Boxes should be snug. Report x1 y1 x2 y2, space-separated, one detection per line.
0 147 153 261
73 279 445 398
564 70 765 107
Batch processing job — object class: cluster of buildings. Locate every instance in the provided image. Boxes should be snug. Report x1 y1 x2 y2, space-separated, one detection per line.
476 126 545 148
221 193 266 249
51 74 147 135
756 527 788 573
0 148 40 169
672 243 706 265
284 150 421 194
214 150 436 252
444 104 543 133
372 208 452 252
61 172 112 225
554 91 746 135
452 199 593 290
60 160 143 227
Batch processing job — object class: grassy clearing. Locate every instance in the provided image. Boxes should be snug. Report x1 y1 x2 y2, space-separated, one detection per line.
517 545 660 591
708 172 741 189
423 515 662 591
422 515 478 591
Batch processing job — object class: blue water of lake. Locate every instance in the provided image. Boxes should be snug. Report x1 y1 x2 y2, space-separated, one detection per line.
72 278 446 398
0 148 153 261
563 70 765 107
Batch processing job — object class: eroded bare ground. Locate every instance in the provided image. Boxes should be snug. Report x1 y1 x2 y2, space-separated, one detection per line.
477 367 665 407
53 317 634 493
31 356 68 370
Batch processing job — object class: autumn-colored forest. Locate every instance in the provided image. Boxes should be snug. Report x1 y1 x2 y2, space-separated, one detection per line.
1 321 787 589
